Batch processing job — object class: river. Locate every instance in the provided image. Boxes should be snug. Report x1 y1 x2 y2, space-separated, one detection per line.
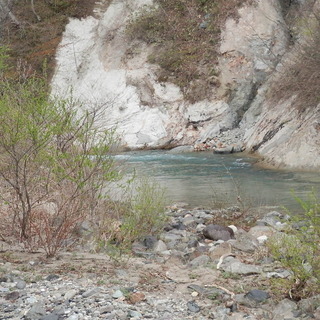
114 150 320 212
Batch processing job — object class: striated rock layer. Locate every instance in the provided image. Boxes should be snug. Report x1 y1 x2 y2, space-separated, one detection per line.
51 0 320 170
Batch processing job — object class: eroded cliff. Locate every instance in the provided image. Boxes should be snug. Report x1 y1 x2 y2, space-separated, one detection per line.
50 0 320 169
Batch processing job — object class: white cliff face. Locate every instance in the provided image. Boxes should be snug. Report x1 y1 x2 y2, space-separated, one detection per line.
52 0 320 169
244 100 320 170
51 0 236 149
218 0 288 123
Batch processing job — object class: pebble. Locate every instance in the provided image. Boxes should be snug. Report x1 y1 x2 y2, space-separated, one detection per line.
0 207 316 320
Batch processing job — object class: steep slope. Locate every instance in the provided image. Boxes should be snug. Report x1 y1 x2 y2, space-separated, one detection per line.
50 0 320 169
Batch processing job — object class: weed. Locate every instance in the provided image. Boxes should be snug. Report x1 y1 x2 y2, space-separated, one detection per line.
267 191 320 300
221 271 241 280
269 4 320 111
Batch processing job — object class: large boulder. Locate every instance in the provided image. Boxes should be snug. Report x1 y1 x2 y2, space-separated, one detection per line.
203 224 235 241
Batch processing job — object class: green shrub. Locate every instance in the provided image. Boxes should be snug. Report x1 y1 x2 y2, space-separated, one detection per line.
94 176 167 254
267 191 320 299
0 68 120 257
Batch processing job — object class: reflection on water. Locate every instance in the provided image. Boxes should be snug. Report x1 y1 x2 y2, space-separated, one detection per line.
114 150 320 211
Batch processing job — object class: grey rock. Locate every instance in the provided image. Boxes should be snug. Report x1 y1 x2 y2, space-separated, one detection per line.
188 254 210 268
245 289 270 302
41 314 59 320
128 310 142 318
229 229 258 253
266 270 291 278
143 235 158 249
168 146 193 153
82 287 100 298
298 294 320 313
64 289 78 300
234 293 258 308
100 305 114 314
182 216 197 227
154 240 168 252
15 279 26 289
203 224 235 241
112 289 124 299
160 233 181 243
220 257 262 275
187 300 201 313
115 269 128 278
25 302 46 320
46 274 60 281
187 238 199 248
258 211 286 230
26 296 38 304
273 299 298 320
196 224 207 232
5 291 20 300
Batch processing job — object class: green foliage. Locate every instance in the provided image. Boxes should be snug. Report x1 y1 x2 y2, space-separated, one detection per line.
0 46 10 73
120 176 167 246
94 176 167 255
267 191 320 299
0 71 119 257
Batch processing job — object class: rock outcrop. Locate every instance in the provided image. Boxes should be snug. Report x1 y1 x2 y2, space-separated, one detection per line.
51 0 320 169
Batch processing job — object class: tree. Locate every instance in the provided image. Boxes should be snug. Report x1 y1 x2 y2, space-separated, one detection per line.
0 65 120 257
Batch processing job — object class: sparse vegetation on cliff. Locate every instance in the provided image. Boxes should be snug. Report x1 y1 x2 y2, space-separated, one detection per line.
269 2 320 111
126 0 253 102
0 0 98 77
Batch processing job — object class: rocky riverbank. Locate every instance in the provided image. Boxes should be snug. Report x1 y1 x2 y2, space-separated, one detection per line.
0 205 319 319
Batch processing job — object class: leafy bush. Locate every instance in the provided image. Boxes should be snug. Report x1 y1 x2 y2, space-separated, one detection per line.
0 64 120 257
267 191 320 300
94 176 167 252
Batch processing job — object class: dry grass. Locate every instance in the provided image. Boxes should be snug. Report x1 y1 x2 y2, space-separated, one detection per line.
268 4 320 112
1 0 98 78
126 0 253 103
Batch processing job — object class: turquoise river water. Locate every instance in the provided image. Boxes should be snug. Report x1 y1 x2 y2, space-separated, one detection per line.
115 150 320 211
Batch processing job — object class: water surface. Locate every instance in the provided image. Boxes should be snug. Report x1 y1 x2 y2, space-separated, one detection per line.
115 150 320 211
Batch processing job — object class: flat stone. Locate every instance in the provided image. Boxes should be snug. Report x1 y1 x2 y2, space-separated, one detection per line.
187 300 201 313
25 302 46 320
159 233 181 243
5 291 20 300
248 225 276 239
64 289 78 300
245 289 270 302
229 229 259 253
209 242 232 261
82 287 100 298
128 310 142 318
273 299 297 320
188 255 210 268
112 289 124 299
154 240 168 252
220 257 262 275
41 314 59 320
